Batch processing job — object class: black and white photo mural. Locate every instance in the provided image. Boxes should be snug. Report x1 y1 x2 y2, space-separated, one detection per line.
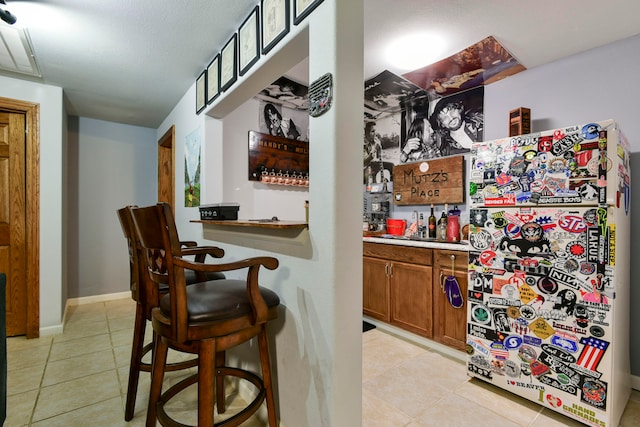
363 113 400 184
363 72 484 182
400 86 484 162
256 76 309 142
363 36 525 183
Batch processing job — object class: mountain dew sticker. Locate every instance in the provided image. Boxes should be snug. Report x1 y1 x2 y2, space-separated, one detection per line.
609 224 616 266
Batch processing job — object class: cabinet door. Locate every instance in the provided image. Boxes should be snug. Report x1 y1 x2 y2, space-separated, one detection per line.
389 262 433 338
363 256 390 321
433 251 468 351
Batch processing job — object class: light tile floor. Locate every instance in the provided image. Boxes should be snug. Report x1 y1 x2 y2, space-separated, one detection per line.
5 298 640 426
6 298 264 427
362 327 640 427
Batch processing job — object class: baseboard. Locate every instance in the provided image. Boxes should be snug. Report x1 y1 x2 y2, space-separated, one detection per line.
363 316 466 363
39 291 131 337
39 324 64 337
632 375 640 391
66 291 130 306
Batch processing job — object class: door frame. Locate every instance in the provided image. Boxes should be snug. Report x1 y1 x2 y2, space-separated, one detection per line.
0 96 40 338
158 125 175 212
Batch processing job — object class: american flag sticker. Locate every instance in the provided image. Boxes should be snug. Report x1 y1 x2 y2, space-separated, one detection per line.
490 343 509 360
576 337 609 372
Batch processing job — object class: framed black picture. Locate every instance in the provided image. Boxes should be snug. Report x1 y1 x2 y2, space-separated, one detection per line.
261 0 289 55
206 55 220 104
195 69 206 114
239 6 260 76
293 0 323 25
220 34 237 92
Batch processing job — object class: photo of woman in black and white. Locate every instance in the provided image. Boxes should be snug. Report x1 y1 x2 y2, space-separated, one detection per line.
263 103 302 140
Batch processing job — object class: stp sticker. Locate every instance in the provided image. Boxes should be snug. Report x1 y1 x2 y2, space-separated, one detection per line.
558 215 587 233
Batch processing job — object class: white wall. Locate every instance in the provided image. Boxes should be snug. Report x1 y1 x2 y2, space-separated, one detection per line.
0 75 64 334
66 117 157 298
157 1 364 425
484 33 640 145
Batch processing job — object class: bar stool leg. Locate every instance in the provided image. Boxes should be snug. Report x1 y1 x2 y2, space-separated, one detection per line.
198 339 215 426
125 303 146 420
146 334 168 427
215 351 226 413
258 326 277 427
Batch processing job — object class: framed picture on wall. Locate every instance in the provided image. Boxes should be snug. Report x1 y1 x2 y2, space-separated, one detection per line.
293 0 323 25
261 0 289 55
220 34 237 92
239 6 260 76
206 55 220 104
195 69 206 114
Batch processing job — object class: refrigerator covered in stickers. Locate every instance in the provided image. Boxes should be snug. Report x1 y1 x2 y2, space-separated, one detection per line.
466 119 631 427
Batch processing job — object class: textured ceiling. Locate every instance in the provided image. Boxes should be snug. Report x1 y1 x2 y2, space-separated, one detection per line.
2 0 640 128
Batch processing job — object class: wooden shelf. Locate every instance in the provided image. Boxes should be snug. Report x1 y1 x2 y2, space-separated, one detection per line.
192 219 310 254
191 219 307 229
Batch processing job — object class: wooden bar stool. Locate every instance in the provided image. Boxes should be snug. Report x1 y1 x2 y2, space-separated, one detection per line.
117 206 226 421
130 203 281 427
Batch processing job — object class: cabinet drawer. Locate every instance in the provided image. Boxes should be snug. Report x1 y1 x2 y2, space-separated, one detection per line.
434 250 467 271
363 242 432 265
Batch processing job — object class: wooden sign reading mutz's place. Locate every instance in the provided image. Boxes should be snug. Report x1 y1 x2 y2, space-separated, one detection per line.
393 156 464 205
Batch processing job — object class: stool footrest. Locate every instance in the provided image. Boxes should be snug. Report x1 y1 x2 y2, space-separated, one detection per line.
156 366 266 427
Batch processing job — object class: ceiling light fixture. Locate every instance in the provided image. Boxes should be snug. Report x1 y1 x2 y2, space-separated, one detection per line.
0 0 17 25
385 33 446 71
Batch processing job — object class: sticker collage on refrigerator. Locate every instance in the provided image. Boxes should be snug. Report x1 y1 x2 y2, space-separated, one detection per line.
465 120 631 427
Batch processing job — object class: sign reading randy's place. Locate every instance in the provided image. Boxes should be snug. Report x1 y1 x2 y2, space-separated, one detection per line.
393 156 464 205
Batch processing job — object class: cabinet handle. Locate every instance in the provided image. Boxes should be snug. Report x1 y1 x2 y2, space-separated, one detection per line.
440 271 445 292
389 263 393 277
385 263 389 276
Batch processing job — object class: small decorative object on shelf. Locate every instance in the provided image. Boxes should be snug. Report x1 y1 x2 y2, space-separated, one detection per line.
509 107 531 136
199 203 240 220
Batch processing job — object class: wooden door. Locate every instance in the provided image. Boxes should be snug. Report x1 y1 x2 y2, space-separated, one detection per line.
158 125 175 209
0 98 39 339
433 250 468 351
363 256 390 321
389 261 433 338
0 111 27 336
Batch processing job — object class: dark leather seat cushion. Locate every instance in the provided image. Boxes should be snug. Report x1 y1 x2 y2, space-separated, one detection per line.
159 279 280 323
